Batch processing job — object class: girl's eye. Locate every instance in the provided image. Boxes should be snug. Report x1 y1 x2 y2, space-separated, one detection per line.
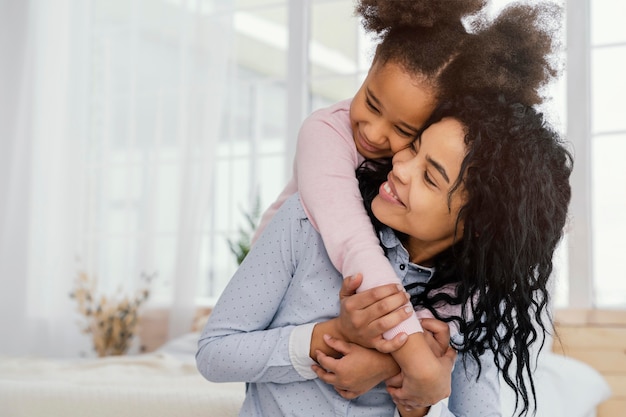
396 126 413 137
365 97 379 113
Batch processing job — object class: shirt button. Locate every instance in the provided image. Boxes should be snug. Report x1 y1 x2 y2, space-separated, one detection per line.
399 264 406 270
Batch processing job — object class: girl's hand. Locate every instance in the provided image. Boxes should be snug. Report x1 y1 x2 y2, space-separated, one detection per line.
311 334 400 399
385 327 457 408
420 317 451 357
337 274 413 353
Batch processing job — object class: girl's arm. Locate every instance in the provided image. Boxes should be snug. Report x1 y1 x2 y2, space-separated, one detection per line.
392 347 501 417
296 102 422 339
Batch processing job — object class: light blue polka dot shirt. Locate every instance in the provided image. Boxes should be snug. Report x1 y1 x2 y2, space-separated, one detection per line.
196 194 501 416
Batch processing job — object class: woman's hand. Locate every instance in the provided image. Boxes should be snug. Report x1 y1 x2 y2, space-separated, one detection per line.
396 404 431 417
336 274 413 353
311 334 400 399
386 319 457 408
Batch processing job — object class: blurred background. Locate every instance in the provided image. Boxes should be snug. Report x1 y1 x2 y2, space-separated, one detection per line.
0 0 624 358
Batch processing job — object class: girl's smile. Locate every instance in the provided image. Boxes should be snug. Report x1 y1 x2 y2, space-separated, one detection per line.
350 61 438 160
356 129 386 154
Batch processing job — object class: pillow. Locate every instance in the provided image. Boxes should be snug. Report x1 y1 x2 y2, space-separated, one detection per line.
539 352 611 417
500 353 563 417
500 351 611 417
157 332 202 365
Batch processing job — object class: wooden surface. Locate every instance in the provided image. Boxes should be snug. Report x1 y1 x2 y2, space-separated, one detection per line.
553 309 626 417
137 307 212 353
137 308 170 353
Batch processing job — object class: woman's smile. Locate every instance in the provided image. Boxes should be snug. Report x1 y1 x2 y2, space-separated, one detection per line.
379 180 403 206
370 117 468 264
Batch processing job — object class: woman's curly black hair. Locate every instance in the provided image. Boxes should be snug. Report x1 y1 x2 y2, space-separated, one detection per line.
355 0 562 106
357 94 573 417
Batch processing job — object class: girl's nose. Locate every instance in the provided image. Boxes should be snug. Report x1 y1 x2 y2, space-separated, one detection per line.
365 120 389 146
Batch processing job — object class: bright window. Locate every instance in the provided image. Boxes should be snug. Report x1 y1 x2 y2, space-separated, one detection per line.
80 0 626 310
590 0 626 307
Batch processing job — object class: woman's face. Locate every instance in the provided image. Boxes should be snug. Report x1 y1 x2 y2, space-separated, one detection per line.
371 117 467 265
350 60 438 160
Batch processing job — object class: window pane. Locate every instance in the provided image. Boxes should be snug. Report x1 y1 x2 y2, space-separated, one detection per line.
234 7 287 79
257 152 287 209
310 0 367 79
592 0 626 45
235 0 286 8
591 46 626 133
199 2 289 301
552 238 569 308
310 74 365 111
592 133 626 307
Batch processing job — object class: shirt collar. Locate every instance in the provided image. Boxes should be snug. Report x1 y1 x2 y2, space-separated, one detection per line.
379 227 435 277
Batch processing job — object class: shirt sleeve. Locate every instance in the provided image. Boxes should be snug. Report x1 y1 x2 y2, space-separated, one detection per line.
289 322 318 379
296 103 422 338
440 349 502 417
392 401 444 417
195 197 317 385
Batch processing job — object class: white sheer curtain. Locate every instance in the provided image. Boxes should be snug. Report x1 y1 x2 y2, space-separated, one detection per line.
0 0 233 358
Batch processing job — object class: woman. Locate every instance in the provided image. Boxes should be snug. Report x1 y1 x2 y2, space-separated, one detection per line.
196 94 573 417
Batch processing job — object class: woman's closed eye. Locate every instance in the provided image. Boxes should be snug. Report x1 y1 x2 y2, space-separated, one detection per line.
409 140 438 188
424 170 437 187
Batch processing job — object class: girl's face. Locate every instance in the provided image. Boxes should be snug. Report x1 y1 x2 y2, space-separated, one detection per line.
371 117 467 265
350 61 438 160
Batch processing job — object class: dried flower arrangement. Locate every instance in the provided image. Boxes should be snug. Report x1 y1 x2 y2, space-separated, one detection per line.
70 271 154 357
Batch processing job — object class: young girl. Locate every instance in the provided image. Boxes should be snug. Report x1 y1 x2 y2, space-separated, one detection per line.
252 0 561 340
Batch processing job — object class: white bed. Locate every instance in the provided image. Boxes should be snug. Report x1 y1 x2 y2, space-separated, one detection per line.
0 332 610 417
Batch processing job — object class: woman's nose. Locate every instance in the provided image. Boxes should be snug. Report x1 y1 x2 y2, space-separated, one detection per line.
391 151 413 183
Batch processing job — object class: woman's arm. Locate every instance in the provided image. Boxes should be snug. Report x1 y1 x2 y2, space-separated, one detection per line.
313 335 400 398
196 196 322 384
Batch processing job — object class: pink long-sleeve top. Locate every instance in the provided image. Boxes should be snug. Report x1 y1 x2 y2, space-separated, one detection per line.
252 99 422 338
